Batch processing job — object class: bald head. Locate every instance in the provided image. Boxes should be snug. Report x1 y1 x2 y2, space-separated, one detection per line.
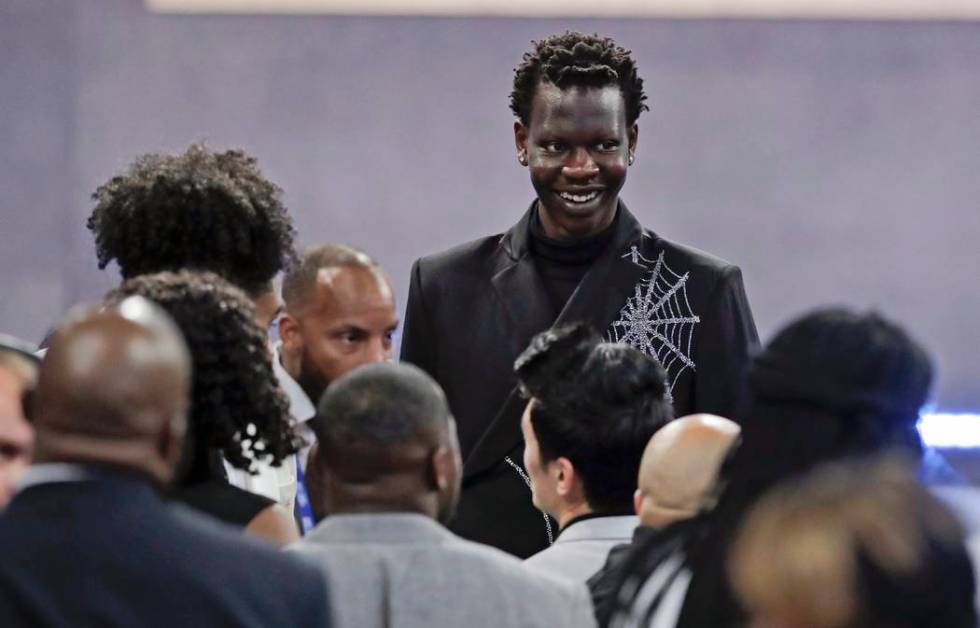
33 297 191 485
636 414 741 529
282 244 383 314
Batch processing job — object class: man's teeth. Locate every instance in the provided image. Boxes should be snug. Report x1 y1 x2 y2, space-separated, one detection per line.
558 191 600 203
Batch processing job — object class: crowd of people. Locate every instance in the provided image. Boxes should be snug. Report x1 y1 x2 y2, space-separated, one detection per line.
0 31 977 628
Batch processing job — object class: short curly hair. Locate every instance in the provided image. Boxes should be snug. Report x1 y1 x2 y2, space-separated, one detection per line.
110 271 298 472
510 31 649 126
88 143 296 295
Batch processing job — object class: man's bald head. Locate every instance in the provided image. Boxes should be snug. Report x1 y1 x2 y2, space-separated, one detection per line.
282 244 383 314
636 414 741 529
278 243 398 405
33 297 191 485
311 363 461 522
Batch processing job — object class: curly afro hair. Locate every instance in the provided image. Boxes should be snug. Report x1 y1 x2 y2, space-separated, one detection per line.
110 270 298 473
88 143 297 295
510 31 649 126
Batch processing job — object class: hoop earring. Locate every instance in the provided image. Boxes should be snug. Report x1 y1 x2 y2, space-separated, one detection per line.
628 154 635 166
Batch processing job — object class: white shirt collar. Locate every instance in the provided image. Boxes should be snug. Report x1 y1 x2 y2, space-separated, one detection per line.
556 514 639 544
272 342 316 424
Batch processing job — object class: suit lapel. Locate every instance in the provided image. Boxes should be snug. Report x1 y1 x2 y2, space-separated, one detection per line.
489 205 556 358
464 203 649 481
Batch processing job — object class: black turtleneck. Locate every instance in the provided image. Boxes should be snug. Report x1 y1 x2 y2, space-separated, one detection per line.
528 207 619 316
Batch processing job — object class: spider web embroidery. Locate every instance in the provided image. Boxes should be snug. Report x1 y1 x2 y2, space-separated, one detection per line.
607 246 700 396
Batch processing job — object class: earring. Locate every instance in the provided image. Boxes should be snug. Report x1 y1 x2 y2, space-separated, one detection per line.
628 153 635 166
518 152 528 166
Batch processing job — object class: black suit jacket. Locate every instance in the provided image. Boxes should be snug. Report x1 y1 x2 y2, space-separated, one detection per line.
0 469 331 627
401 203 758 557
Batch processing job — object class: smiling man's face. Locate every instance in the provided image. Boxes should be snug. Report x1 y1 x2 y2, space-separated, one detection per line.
515 83 636 240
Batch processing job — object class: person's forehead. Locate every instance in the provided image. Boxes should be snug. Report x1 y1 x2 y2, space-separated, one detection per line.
310 265 395 317
530 83 626 126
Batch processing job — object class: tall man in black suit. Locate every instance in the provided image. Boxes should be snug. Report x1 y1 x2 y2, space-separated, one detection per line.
0 298 331 627
401 32 758 558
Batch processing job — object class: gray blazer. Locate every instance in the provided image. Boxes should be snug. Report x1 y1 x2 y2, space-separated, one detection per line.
524 515 639 585
289 513 596 628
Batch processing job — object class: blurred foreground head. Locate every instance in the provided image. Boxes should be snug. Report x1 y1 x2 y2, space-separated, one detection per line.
33 298 190 486
636 414 740 529
0 336 39 506
731 458 976 628
311 363 461 523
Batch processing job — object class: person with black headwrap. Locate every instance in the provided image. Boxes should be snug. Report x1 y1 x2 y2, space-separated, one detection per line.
606 307 939 628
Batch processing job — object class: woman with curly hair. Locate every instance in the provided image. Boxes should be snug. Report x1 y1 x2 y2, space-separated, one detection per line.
110 271 301 546
88 143 296 330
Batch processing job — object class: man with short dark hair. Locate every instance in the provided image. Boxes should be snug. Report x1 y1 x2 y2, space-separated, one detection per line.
0 300 331 627
516 323 673 583
290 363 595 628
275 244 399 524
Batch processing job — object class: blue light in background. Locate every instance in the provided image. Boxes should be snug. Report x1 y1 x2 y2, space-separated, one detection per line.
919 413 980 448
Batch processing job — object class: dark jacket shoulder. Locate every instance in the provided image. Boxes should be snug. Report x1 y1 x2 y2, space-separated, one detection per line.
413 234 506 284
644 230 739 276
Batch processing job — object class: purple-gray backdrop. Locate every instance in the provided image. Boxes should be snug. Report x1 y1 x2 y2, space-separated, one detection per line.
2 0 978 410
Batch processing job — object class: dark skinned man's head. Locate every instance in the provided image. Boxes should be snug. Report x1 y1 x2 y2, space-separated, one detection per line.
32 298 190 486
309 363 461 524
279 244 398 404
511 32 648 240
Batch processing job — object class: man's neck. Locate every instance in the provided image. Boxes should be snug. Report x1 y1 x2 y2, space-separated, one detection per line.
327 495 439 520
555 501 594 531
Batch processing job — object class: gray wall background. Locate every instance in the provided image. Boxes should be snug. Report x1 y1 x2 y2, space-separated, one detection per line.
2 0 978 410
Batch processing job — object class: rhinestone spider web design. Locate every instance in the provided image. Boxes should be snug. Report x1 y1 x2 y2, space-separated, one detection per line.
607 247 701 397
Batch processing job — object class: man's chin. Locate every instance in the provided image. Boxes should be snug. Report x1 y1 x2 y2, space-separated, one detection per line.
539 198 617 236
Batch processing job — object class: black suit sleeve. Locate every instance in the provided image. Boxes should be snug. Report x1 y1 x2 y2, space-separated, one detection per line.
400 259 437 376
693 265 759 419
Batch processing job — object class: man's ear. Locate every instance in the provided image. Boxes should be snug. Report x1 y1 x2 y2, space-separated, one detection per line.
628 124 639 157
278 313 302 353
555 457 577 497
430 445 453 492
514 120 528 154
634 488 643 517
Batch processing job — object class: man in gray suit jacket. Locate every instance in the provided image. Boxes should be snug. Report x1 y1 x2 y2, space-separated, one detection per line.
289 363 596 628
